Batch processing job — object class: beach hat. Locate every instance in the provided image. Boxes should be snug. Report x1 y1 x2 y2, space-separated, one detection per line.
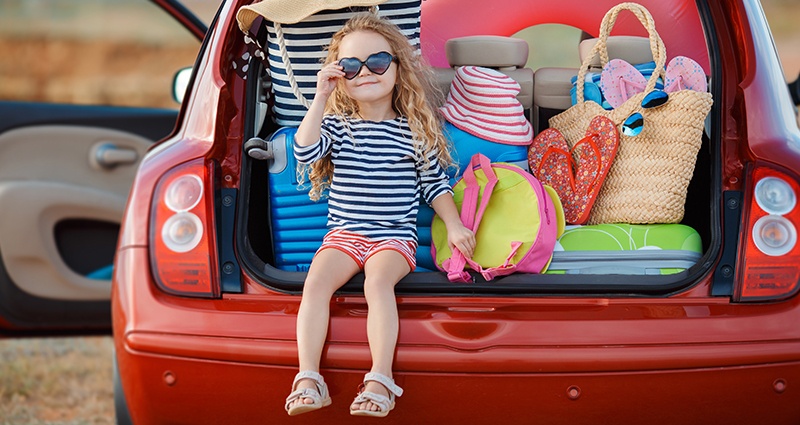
440 66 533 146
237 0 387 32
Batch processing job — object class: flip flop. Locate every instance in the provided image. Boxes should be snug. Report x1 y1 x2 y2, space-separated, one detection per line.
664 56 708 93
528 116 619 224
600 58 648 109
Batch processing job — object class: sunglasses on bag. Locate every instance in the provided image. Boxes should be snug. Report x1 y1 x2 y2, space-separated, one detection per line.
338 51 397 80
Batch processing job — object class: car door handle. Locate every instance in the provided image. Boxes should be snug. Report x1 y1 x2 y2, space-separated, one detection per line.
92 143 139 169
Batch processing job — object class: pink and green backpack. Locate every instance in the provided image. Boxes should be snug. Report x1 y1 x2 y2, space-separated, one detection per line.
431 153 565 282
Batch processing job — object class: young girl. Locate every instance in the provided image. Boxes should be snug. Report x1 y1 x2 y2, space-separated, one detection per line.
285 12 475 418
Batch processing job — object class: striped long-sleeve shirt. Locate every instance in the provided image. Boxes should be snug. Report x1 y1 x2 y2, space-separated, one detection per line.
294 115 452 242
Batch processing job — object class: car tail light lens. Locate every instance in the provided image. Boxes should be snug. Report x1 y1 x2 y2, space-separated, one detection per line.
735 166 800 302
150 159 220 298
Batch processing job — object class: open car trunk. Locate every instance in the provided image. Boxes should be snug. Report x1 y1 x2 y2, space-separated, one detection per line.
236 74 719 297
234 5 721 297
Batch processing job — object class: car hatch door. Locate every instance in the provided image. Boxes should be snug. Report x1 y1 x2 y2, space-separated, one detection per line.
0 0 208 334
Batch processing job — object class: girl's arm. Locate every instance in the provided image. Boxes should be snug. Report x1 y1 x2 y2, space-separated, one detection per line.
431 194 475 259
295 63 345 147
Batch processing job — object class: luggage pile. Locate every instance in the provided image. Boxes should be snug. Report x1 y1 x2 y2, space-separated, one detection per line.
240 2 712 280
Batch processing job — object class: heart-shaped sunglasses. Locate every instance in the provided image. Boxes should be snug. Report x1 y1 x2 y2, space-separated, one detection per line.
338 51 397 80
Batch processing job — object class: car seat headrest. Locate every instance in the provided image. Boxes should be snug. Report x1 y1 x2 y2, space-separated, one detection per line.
445 35 529 69
579 36 653 69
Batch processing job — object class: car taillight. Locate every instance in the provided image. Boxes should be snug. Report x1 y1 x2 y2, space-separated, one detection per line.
735 166 800 302
150 159 220 298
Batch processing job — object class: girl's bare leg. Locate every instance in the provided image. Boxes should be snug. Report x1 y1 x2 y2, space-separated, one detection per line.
289 248 360 409
351 250 410 413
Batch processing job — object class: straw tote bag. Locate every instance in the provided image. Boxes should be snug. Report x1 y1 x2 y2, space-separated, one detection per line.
549 2 713 224
237 0 421 127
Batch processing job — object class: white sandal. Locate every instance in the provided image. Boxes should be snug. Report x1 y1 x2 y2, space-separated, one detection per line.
285 371 331 416
350 372 404 417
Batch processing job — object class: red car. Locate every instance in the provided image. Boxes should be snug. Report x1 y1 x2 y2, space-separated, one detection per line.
4 0 800 423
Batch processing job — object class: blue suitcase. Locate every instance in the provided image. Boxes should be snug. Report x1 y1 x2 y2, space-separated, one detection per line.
267 127 327 271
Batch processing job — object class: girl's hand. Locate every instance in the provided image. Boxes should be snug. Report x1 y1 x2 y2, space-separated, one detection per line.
448 223 476 259
316 63 345 99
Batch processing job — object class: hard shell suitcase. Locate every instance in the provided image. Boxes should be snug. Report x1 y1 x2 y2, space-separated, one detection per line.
546 223 702 275
267 127 327 271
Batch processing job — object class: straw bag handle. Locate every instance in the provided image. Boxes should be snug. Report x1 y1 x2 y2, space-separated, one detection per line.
575 2 667 103
274 6 381 110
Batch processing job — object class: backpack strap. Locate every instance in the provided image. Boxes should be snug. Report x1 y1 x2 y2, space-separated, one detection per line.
445 154 497 282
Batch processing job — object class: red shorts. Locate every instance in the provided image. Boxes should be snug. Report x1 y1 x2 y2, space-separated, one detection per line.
317 229 417 271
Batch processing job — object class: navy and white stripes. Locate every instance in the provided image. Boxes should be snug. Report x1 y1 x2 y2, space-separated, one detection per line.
266 1 421 126
295 115 452 242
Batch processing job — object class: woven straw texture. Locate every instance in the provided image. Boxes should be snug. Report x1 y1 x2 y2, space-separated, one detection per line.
549 3 713 224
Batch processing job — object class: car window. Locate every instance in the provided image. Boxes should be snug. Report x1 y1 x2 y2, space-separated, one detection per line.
0 0 202 109
514 24 584 70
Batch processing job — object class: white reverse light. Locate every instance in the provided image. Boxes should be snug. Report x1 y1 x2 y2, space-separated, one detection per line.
165 174 203 212
162 212 204 253
752 215 797 256
755 176 796 215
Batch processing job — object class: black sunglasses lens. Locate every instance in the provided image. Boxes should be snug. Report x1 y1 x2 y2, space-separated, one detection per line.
338 52 394 79
339 58 362 79
365 52 393 75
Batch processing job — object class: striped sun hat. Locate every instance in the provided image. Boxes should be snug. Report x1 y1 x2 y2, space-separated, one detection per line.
440 66 533 146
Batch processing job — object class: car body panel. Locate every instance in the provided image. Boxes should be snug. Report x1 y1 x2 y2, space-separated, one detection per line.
738 1 800 168
114 245 800 423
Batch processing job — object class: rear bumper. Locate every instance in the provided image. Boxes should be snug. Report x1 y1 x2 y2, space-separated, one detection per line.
116 344 800 425
125 330 800 374
113 246 800 424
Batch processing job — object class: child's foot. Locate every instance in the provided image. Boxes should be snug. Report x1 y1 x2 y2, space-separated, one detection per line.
287 379 316 410
350 372 403 417
285 371 331 416
350 380 389 413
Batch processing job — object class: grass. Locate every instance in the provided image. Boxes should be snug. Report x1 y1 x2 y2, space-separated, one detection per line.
0 337 114 425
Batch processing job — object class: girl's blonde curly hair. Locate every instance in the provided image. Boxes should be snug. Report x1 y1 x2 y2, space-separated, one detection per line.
304 12 452 201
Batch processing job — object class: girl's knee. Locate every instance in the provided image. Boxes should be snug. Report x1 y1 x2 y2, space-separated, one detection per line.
303 279 335 296
362 278 396 298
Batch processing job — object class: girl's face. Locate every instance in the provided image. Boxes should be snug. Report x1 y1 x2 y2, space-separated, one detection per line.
336 30 397 107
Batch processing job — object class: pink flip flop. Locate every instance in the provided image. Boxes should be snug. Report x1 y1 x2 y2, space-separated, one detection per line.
600 59 648 109
664 56 707 93
528 116 619 224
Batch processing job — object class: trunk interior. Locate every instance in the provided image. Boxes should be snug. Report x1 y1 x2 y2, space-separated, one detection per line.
235 34 721 297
